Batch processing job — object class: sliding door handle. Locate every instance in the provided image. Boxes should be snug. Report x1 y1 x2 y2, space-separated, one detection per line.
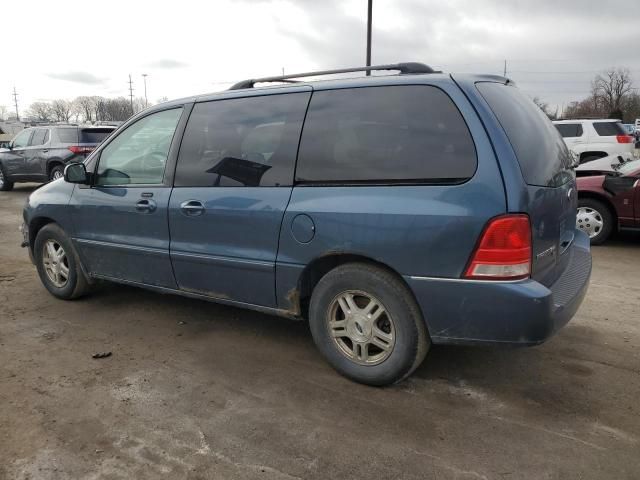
180 200 205 216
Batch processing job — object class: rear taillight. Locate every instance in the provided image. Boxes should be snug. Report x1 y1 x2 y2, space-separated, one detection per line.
68 146 94 155
464 215 531 281
616 135 633 144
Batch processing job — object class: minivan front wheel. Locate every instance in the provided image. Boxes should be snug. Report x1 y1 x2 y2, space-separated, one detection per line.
34 223 90 299
309 263 429 386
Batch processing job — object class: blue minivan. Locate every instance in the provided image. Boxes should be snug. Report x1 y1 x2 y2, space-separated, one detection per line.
22 63 591 385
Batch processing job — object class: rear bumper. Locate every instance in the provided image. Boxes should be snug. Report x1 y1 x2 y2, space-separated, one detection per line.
405 230 592 346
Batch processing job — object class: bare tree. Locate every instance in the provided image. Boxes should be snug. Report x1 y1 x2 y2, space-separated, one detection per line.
591 68 633 115
51 99 73 123
73 96 97 123
532 96 557 120
28 102 53 122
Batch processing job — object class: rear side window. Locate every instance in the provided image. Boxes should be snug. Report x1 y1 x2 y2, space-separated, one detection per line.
80 128 114 144
175 92 310 187
56 128 78 143
555 123 583 138
477 82 572 187
296 86 476 183
29 129 49 146
593 122 626 136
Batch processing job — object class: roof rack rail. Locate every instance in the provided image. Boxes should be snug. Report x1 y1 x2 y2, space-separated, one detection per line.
229 62 440 90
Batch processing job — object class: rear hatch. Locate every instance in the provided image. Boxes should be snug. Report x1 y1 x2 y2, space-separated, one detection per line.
57 127 115 157
476 82 576 287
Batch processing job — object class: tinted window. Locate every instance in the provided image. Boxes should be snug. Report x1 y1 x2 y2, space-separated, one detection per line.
296 86 476 183
175 92 310 187
80 128 114 144
12 129 32 148
477 82 572 187
593 122 626 136
555 123 583 138
96 108 182 186
29 129 48 146
56 128 79 143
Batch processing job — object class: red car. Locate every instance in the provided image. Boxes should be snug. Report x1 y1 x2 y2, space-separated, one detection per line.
577 158 640 244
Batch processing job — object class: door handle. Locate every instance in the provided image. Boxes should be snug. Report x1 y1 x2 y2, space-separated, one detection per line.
180 200 205 216
42 149 49 153
136 199 157 213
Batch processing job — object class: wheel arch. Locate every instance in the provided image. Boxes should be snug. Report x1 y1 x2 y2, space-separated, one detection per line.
46 159 65 178
295 253 423 322
28 216 57 255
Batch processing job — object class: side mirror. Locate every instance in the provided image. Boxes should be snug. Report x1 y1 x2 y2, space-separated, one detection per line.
64 163 89 184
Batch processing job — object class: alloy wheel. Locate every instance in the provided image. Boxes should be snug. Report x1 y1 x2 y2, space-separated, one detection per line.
327 290 396 365
42 239 69 288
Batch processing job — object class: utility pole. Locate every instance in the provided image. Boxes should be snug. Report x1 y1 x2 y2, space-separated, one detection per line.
128 74 134 112
142 74 148 108
12 86 19 121
503 59 507 77
366 0 372 75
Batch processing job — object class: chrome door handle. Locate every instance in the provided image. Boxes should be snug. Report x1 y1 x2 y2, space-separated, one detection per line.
136 199 157 212
180 200 205 216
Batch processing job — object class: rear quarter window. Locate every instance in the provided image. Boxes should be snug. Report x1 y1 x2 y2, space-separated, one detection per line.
80 128 114 144
56 128 79 143
593 122 626 136
477 82 572 187
296 85 477 183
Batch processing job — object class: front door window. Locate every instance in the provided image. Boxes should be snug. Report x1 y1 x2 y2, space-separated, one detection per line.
95 108 182 186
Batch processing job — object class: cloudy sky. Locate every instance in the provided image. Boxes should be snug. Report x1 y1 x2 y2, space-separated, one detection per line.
2 0 639 117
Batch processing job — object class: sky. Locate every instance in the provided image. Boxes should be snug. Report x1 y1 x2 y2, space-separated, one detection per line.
2 0 639 118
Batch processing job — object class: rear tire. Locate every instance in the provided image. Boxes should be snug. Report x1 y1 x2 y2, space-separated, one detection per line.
49 165 64 182
577 198 614 245
0 165 14 191
34 223 90 299
308 263 429 386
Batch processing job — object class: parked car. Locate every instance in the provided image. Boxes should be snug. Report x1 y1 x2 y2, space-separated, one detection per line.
577 158 640 244
20 63 591 386
553 119 634 163
0 125 115 191
575 154 631 174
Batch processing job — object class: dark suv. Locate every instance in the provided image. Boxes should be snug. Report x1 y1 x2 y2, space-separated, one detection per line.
20 63 591 385
0 125 114 190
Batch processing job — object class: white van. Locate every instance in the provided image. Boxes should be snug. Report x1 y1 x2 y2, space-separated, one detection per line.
553 119 634 163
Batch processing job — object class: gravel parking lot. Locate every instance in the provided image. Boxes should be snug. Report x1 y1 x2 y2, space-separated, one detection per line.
1 184 639 480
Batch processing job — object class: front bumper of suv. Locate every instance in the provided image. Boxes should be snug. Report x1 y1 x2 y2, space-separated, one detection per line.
405 229 592 346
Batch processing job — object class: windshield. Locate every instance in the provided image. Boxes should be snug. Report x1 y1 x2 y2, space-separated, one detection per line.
617 158 640 175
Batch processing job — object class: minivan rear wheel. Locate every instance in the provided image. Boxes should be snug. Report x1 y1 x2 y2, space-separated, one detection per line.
308 263 429 386
577 198 613 245
34 223 90 299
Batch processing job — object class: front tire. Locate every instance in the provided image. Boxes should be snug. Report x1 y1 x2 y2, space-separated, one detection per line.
577 198 614 245
308 263 429 386
34 223 90 299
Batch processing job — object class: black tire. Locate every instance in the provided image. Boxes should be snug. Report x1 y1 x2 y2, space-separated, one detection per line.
49 164 64 182
34 223 90 300
308 263 429 386
0 164 14 191
577 198 614 245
